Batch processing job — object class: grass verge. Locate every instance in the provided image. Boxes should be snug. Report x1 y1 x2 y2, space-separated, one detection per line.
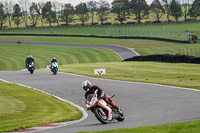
58 62 200 90
0 36 199 57
77 120 200 133
0 80 82 132
0 44 121 70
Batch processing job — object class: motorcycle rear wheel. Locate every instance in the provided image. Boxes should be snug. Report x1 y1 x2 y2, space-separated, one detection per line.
93 108 108 124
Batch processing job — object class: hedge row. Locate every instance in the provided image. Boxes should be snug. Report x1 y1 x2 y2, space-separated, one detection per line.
124 54 200 64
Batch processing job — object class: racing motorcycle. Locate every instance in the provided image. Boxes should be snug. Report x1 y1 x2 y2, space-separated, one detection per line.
51 62 58 75
84 90 125 124
27 61 35 74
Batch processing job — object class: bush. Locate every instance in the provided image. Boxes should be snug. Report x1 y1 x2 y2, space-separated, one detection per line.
126 22 136 25
152 20 160 23
104 22 112 25
91 22 98 25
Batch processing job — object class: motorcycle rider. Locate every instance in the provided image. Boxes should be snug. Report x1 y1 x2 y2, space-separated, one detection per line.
82 80 119 111
50 57 58 70
51 57 57 64
25 55 35 69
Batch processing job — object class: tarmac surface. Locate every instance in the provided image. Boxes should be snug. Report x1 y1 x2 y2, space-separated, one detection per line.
0 41 200 132
0 71 200 133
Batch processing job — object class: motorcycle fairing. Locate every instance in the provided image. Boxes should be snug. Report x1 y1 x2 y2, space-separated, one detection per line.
98 99 113 120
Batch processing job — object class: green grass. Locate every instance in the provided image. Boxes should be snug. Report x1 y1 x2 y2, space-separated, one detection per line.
136 43 200 56
1 22 200 40
0 44 121 70
0 80 82 132
58 62 200 90
1 36 199 57
77 120 200 133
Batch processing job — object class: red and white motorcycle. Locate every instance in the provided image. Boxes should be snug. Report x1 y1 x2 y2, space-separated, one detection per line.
84 90 125 124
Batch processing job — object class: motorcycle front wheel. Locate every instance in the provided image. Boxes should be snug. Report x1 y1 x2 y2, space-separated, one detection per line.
53 71 57 75
116 109 125 121
93 108 108 124
29 68 34 74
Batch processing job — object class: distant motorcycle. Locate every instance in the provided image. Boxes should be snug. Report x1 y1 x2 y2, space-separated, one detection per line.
51 62 58 75
84 90 125 124
27 61 35 74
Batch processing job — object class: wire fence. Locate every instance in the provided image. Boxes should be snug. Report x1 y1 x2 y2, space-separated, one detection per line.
152 47 200 57
106 28 188 41
1 20 199 41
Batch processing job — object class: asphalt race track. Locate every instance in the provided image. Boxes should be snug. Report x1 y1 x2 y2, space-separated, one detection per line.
0 71 200 133
0 42 200 132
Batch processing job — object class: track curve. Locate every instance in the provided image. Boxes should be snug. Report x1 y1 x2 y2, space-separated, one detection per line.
0 41 139 60
0 71 200 133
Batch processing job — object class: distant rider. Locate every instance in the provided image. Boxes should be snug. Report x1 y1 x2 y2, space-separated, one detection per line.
82 80 119 111
25 55 35 69
51 57 57 64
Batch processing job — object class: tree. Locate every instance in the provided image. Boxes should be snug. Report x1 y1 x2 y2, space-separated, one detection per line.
0 3 7 29
180 0 192 21
189 0 200 20
97 0 110 25
29 2 40 27
62 4 75 25
42 2 56 27
13 4 22 28
19 0 30 27
170 0 182 22
75 3 89 25
53 1 62 26
4 0 14 28
87 0 98 25
130 0 149 23
112 0 129 24
38 2 44 27
161 0 171 22
150 0 165 22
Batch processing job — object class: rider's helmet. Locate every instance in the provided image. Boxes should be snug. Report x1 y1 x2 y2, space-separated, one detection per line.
52 57 56 60
82 80 92 91
28 55 32 58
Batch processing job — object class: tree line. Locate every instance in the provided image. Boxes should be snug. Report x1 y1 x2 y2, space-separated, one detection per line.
0 0 200 29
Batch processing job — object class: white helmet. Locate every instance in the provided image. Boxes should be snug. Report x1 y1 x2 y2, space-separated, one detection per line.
82 80 92 91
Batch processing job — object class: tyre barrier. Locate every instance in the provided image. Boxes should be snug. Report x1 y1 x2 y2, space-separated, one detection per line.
124 54 200 64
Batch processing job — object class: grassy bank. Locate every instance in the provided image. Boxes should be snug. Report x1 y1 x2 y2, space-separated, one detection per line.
0 36 182 47
0 44 121 70
0 36 200 57
59 62 200 90
1 23 200 37
0 81 82 132
78 120 200 133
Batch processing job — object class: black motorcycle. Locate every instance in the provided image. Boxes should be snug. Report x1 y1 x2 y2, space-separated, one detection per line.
27 61 35 74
